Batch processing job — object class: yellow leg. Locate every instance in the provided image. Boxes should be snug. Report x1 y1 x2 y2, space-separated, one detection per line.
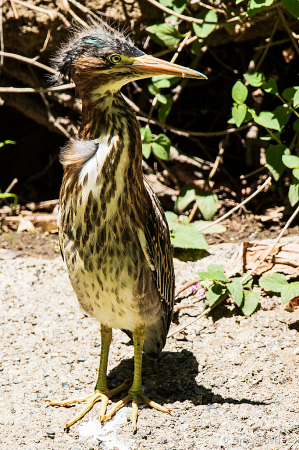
45 324 130 428
104 324 170 432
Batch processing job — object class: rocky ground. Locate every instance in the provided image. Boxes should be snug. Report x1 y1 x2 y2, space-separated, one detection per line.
1 235 299 450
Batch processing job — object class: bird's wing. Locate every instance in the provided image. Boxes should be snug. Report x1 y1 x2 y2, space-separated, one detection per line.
138 177 175 316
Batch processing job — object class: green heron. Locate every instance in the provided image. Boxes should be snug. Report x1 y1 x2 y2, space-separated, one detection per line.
46 23 206 432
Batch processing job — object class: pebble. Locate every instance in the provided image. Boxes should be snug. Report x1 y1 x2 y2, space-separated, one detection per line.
45 430 55 438
37 392 48 398
77 355 87 362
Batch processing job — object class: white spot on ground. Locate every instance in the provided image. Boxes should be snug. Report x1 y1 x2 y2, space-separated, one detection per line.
78 407 132 450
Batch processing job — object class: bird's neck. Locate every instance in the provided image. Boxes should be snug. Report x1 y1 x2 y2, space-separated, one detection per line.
61 90 146 226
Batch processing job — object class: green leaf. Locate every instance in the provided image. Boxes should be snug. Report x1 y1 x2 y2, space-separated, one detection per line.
289 180 299 206
254 111 280 130
206 283 223 306
156 93 168 104
191 39 204 56
142 143 151 159
247 0 275 17
175 185 196 213
191 220 226 234
282 154 299 169
0 140 15 148
193 9 218 39
152 75 180 89
294 89 299 108
244 72 265 87
266 144 287 181
159 0 186 13
0 193 18 209
293 119 299 133
282 87 296 102
232 81 248 104
272 105 292 131
239 274 253 289
293 169 299 180
148 84 158 96
158 97 173 123
259 273 288 292
242 291 260 316
146 24 184 46
281 282 299 304
140 126 152 143
262 78 278 96
196 191 218 221
165 211 179 227
227 279 243 307
151 134 171 160
281 0 299 18
232 103 247 127
170 225 209 249
207 264 227 282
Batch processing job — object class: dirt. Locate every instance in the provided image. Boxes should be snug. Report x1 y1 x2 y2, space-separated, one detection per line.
1 233 299 450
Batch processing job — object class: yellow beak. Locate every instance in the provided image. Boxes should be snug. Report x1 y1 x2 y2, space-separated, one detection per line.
132 54 207 79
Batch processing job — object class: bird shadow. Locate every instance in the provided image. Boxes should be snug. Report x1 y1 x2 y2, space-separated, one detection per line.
107 349 267 407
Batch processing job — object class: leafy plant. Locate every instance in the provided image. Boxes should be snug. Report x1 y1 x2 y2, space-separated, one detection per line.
259 272 299 304
229 74 299 206
198 264 260 316
175 185 218 221
140 126 171 160
165 211 209 249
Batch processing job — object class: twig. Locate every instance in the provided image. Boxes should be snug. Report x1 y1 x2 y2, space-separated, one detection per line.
254 38 291 51
173 304 196 313
40 29 51 53
0 84 75 93
137 115 254 137
255 15 279 72
168 293 227 337
68 8 89 28
208 47 238 74
9 0 18 18
153 36 198 58
146 0 226 27
12 0 71 27
242 203 299 284
0 51 57 74
208 142 224 180
196 176 272 233
0 1 3 66
0 178 18 207
277 7 299 57
188 202 198 223
147 31 192 123
240 166 266 180
175 280 199 297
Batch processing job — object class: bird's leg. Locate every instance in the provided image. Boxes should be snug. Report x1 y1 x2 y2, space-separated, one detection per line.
45 324 130 428
104 324 170 432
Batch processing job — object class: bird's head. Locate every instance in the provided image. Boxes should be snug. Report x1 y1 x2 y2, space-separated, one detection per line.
53 24 206 99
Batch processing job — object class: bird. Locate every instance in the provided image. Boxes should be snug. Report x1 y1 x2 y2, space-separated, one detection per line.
46 22 207 432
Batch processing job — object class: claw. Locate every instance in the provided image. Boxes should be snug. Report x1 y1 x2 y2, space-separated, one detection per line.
45 379 131 428
103 391 170 433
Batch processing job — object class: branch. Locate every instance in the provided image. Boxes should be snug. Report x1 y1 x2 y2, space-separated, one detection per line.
0 84 75 93
196 176 272 233
0 51 57 74
146 0 227 27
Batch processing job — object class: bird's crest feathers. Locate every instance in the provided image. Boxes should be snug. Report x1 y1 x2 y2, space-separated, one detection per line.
51 22 136 85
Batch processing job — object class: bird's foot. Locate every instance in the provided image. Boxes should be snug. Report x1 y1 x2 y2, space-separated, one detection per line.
103 389 170 433
44 379 131 428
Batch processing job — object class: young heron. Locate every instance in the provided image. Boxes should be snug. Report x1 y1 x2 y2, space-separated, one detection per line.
46 24 206 431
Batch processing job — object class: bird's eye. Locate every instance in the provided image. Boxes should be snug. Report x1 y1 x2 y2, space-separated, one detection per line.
107 54 122 64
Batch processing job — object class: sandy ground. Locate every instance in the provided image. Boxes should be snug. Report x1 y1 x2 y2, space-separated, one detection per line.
1 238 299 450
